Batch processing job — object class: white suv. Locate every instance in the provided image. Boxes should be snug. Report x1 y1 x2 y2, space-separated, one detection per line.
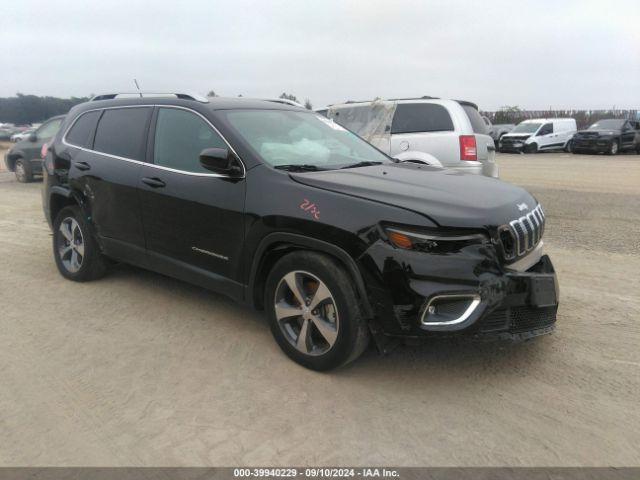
326 98 498 177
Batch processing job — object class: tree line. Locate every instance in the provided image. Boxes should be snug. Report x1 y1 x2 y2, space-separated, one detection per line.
0 94 89 124
0 91 315 125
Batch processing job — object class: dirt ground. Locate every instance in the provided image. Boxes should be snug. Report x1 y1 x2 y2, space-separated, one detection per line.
0 150 639 466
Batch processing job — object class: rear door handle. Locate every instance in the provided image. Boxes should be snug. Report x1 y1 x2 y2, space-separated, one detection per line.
74 161 91 171
141 177 166 188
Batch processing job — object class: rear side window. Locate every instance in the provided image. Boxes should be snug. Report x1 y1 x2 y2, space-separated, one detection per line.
36 118 63 139
65 111 101 148
391 103 454 134
460 104 489 135
93 108 151 161
153 107 226 173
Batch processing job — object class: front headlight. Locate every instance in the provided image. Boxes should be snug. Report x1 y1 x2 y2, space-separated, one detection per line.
384 226 489 252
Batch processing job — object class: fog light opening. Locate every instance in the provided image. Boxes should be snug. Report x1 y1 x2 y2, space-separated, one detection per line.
421 294 481 326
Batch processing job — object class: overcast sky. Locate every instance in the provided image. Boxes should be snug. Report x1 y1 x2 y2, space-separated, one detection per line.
2 0 638 110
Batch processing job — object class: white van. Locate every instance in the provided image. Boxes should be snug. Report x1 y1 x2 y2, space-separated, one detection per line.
326 98 499 177
499 118 577 153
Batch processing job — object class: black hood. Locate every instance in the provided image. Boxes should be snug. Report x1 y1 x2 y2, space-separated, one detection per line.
575 128 620 136
290 163 536 229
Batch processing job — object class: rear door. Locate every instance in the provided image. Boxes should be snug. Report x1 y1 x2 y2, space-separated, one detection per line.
67 106 151 260
138 106 246 298
389 102 459 166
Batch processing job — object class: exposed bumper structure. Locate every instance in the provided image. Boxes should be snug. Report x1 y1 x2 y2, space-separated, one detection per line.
363 242 559 340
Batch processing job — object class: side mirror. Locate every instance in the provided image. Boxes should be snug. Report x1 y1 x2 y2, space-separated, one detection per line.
28 133 37 142
199 148 243 177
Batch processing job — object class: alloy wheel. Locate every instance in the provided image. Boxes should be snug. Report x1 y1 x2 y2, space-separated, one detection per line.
57 217 85 273
15 161 25 182
610 141 618 155
273 270 339 356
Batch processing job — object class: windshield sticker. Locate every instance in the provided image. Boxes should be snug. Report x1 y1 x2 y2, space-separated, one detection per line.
300 199 321 220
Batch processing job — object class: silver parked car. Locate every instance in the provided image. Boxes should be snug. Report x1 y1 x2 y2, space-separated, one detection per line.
326 97 498 177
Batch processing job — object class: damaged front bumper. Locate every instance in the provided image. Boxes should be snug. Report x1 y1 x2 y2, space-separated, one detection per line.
362 242 559 340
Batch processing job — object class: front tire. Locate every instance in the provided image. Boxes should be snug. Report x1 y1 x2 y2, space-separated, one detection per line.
564 140 573 153
608 140 619 155
264 251 369 371
14 158 33 183
524 142 538 154
53 205 107 282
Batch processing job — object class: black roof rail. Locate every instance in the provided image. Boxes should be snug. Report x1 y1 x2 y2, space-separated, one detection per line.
90 92 209 103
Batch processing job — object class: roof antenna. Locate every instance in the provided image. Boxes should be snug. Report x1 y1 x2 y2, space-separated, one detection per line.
133 79 143 98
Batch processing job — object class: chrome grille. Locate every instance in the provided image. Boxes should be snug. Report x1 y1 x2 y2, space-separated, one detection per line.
503 204 546 259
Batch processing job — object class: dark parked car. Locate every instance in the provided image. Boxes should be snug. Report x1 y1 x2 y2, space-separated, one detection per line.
482 117 515 147
4 115 64 182
43 93 559 370
570 119 640 155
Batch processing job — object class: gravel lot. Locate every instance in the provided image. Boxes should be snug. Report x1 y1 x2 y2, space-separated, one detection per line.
0 150 639 466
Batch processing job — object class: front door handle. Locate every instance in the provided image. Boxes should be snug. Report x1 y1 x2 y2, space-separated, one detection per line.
74 161 91 171
141 177 166 188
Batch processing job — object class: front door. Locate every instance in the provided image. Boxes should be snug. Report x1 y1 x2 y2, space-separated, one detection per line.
621 121 636 149
138 106 246 298
24 116 63 171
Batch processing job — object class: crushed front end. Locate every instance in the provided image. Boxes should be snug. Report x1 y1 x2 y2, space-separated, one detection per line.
360 204 559 342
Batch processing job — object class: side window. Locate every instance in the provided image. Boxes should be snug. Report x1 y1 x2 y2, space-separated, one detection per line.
93 108 151 161
65 111 101 148
153 107 226 173
36 118 63 139
391 103 454 134
538 123 553 136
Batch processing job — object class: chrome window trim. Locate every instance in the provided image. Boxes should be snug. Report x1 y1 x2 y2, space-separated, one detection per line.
421 294 481 326
62 104 246 179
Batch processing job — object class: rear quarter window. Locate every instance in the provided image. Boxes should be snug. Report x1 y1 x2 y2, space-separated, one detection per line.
391 103 454 134
460 104 489 135
93 108 151 161
65 111 101 148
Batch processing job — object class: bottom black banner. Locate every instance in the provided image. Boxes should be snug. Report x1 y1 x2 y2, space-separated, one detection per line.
0 468 637 480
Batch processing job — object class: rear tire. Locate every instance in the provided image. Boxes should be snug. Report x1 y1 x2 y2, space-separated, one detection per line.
14 158 33 183
264 251 369 371
53 205 108 282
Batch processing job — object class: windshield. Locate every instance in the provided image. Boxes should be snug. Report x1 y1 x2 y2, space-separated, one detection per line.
223 110 392 169
588 119 624 130
511 122 541 134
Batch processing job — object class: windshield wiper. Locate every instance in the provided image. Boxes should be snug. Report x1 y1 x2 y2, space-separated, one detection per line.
274 164 323 172
339 161 383 169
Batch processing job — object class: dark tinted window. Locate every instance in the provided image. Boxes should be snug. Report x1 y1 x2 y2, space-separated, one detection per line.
153 107 226 173
65 111 101 148
460 104 489 134
391 103 454 134
93 108 151 160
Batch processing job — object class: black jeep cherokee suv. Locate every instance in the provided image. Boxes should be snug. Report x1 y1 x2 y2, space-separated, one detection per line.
571 119 640 155
42 93 559 370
